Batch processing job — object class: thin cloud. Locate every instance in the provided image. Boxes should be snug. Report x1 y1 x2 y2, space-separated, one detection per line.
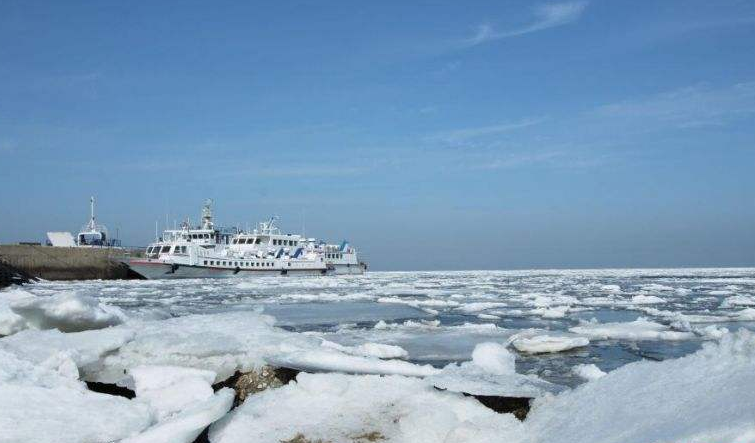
590 81 755 129
465 1 588 46
426 117 545 144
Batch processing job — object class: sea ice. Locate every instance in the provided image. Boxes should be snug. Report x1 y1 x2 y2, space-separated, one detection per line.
720 294 755 308
124 365 234 443
209 372 524 443
268 348 439 377
629 294 666 304
0 347 152 443
468 342 515 375
571 363 606 381
321 340 409 359
0 289 33 336
89 312 308 385
526 329 755 443
9 291 127 332
509 331 589 354
427 342 565 398
530 306 569 319
130 365 218 420
569 317 694 341
0 327 135 368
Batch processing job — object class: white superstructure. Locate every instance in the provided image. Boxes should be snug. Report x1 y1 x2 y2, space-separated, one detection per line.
128 200 366 279
47 197 121 248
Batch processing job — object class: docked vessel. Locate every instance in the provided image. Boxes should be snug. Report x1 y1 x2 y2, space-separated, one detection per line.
127 200 366 279
47 197 121 248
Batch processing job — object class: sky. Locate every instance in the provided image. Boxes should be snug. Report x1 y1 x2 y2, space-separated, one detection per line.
1 0 754 270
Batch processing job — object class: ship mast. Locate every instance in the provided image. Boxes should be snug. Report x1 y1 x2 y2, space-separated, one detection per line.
88 196 96 232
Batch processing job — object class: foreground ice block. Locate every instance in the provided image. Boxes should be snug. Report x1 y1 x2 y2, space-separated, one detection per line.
526 329 755 443
209 372 524 443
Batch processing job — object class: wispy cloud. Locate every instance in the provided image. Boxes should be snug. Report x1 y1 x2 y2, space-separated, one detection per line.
426 117 545 145
472 150 606 170
591 81 755 129
465 1 588 46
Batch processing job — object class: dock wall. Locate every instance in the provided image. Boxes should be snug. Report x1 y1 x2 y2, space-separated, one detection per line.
0 245 142 281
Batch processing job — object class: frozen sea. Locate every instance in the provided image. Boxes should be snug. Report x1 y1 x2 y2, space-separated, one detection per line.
20 267 755 387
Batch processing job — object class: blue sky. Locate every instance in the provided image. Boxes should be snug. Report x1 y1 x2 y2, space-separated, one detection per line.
1 0 754 270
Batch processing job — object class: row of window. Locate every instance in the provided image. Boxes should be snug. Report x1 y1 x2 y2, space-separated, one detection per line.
232 238 263 245
273 239 297 246
230 237 299 247
203 260 274 268
326 253 343 259
147 245 187 255
188 233 213 240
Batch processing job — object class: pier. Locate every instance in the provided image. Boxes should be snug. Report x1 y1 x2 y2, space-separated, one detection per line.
0 244 143 282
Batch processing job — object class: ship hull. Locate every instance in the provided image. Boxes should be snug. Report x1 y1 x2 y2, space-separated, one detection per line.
128 260 327 279
329 263 367 275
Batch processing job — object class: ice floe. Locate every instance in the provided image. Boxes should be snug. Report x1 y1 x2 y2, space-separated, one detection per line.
569 317 694 341
629 294 666 304
125 365 233 443
209 372 524 443
427 342 565 398
0 288 33 336
9 291 127 332
526 329 755 443
509 331 589 354
0 347 152 443
720 294 755 308
571 363 606 381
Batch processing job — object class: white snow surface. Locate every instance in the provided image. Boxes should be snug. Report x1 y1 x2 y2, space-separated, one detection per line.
130 365 218 420
571 363 606 381
0 289 33 336
569 317 694 341
427 342 565 398
9 290 127 332
125 365 234 443
0 346 152 443
630 294 666 304
525 329 755 443
469 342 515 375
509 330 589 354
210 372 524 443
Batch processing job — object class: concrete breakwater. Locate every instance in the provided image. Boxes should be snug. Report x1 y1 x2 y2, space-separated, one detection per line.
0 245 143 282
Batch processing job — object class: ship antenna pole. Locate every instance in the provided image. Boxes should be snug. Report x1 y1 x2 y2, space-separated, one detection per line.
89 196 96 230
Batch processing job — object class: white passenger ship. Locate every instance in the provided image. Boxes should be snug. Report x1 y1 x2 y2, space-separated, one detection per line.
128 201 366 279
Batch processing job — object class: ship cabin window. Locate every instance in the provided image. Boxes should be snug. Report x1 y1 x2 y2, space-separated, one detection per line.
146 247 153 254
255 238 262 244
210 261 215 265
161 246 171 253
204 260 208 265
